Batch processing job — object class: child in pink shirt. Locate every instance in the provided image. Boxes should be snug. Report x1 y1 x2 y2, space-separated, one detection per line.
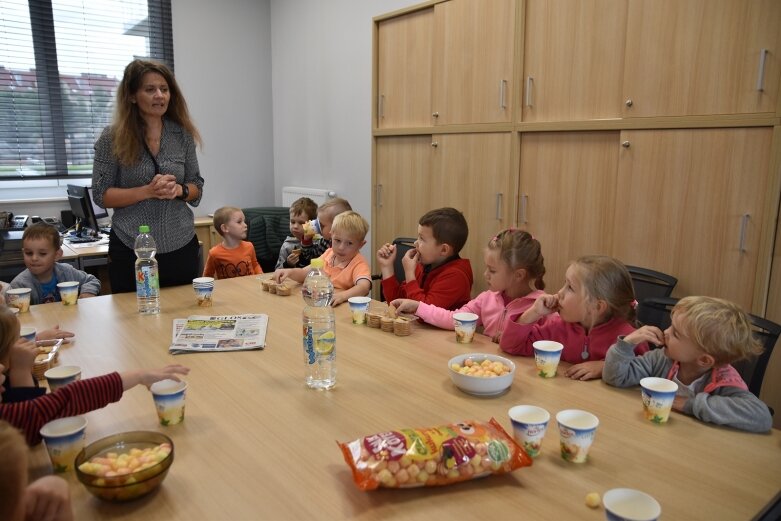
500 255 648 380
393 229 546 343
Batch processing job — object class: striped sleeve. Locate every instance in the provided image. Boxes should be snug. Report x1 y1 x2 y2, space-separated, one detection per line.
0 373 124 445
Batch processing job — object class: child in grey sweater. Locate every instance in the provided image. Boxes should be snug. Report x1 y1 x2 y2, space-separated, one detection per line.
603 296 772 433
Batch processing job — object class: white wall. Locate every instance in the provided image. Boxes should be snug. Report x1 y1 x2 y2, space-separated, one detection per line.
270 0 421 236
172 0 274 215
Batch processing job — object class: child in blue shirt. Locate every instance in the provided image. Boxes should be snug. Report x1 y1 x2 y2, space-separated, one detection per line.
9 223 100 304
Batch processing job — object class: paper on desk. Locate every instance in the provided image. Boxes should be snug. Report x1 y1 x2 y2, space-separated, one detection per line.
66 238 109 248
169 314 268 354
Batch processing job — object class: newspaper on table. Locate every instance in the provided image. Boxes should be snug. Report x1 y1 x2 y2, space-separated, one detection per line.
169 314 268 354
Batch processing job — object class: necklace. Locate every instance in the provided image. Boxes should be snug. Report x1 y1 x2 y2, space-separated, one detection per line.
581 338 589 360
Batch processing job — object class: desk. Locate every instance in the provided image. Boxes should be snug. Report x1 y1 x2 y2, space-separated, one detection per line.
18 277 781 520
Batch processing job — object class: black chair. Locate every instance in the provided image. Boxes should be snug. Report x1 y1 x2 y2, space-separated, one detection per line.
626 265 678 302
637 296 780 399
242 207 292 273
372 237 416 300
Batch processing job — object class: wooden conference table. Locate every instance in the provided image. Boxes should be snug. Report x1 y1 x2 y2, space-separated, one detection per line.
19 276 781 520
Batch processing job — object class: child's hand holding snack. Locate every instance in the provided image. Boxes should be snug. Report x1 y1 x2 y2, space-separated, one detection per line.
36 326 74 344
517 294 559 324
375 243 396 268
390 298 419 315
274 269 292 284
8 339 39 388
286 249 301 267
400 248 420 279
623 325 665 347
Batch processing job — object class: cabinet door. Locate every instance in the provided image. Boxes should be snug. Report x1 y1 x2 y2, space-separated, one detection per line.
522 0 626 122
374 136 434 248
623 0 781 117
611 128 772 310
432 0 516 125
429 133 514 294
518 132 620 289
377 8 434 129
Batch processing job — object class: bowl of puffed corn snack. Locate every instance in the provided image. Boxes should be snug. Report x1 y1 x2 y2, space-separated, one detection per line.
448 353 516 396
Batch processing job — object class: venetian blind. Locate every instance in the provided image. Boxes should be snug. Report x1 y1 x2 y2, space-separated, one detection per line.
0 0 173 180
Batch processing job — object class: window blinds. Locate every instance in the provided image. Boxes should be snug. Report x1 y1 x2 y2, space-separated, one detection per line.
0 0 173 180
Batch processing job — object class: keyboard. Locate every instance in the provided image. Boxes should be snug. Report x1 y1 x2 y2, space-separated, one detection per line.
66 236 100 244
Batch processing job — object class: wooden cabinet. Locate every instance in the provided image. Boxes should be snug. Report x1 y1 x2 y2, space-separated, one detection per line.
377 9 434 129
374 133 514 295
518 132 620 288
522 0 627 122
376 0 515 128
611 128 773 311
622 0 781 117
432 0 516 125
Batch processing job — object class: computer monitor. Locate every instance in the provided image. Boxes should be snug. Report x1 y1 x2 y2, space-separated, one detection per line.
85 186 109 221
66 184 99 237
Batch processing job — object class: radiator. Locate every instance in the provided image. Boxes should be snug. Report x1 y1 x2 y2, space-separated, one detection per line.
281 186 337 207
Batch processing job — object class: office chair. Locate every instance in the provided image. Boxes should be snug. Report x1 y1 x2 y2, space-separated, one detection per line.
626 265 678 303
372 237 416 301
637 296 780 400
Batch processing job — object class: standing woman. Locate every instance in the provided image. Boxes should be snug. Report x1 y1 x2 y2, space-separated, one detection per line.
92 59 204 293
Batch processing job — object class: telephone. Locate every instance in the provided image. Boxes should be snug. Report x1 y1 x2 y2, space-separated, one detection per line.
42 217 68 233
10 214 29 230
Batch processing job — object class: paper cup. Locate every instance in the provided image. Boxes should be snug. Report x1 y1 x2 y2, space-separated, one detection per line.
453 312 479 344
20 326 37 342
44 365 82 391
508 405 550 458
533 340 564 378
6 287 32 312
640 377 679 424
57 281 80 305
556 409 599 463
40 416 88 473
603 488 662 521
150 379 187 426
348 296 371 324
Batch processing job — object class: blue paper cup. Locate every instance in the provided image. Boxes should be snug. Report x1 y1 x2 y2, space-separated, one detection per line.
640 377 678 423
6 287 32 312
533 340 564 378
508 405 550 458
57 281 80 305
453 312 478 343
556 409 599 463
40 416 88 472
603 488 661 521
20 326 37 342
44 365 82 392
348 296 371 324
150 379 188 426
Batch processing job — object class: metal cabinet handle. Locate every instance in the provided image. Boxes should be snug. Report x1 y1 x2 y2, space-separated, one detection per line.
499 80 507 109
739 213 750 252
495 193 503 220
622 141 631 148
376 184 383 208
432 111 439 118
625 98 633 107
519 194 528 224
525 77 533 107
757 49 768 91
378 95 385 118
431 141 438 148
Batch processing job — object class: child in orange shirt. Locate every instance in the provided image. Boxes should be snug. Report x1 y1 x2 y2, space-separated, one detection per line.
203 206 262 279
274 211 371 306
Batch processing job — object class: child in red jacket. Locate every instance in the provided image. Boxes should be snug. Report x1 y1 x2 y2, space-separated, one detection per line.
377 207 473 310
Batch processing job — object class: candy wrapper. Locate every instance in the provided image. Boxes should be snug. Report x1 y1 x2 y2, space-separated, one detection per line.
338 418 532 490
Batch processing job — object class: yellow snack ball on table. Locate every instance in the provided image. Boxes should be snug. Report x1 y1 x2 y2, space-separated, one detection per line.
585 492 601 508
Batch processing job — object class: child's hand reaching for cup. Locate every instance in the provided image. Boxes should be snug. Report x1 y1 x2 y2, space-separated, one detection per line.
121 364 190 391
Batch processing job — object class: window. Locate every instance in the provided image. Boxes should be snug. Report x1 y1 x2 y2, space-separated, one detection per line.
0 0 173 183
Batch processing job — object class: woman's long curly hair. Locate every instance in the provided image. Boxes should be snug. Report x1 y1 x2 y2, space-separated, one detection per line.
111 59 202 166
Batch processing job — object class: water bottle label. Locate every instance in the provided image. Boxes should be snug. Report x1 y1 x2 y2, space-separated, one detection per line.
303 325 316 364
136 265 160 298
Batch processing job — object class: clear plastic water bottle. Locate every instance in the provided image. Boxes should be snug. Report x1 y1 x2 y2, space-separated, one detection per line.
302 258 335 389
134 225 160 315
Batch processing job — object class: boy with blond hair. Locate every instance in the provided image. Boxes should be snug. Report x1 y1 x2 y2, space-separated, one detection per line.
377 207 473 310
276 197 318 269
274 211 371 306
298 197 352 266
204 206 262 279
10 223 100 304
603 296 772 432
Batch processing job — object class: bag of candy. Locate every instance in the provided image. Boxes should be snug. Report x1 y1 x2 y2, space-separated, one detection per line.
338 418 532 490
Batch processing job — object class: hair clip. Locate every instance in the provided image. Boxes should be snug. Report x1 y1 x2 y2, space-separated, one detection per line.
631 299 638 309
